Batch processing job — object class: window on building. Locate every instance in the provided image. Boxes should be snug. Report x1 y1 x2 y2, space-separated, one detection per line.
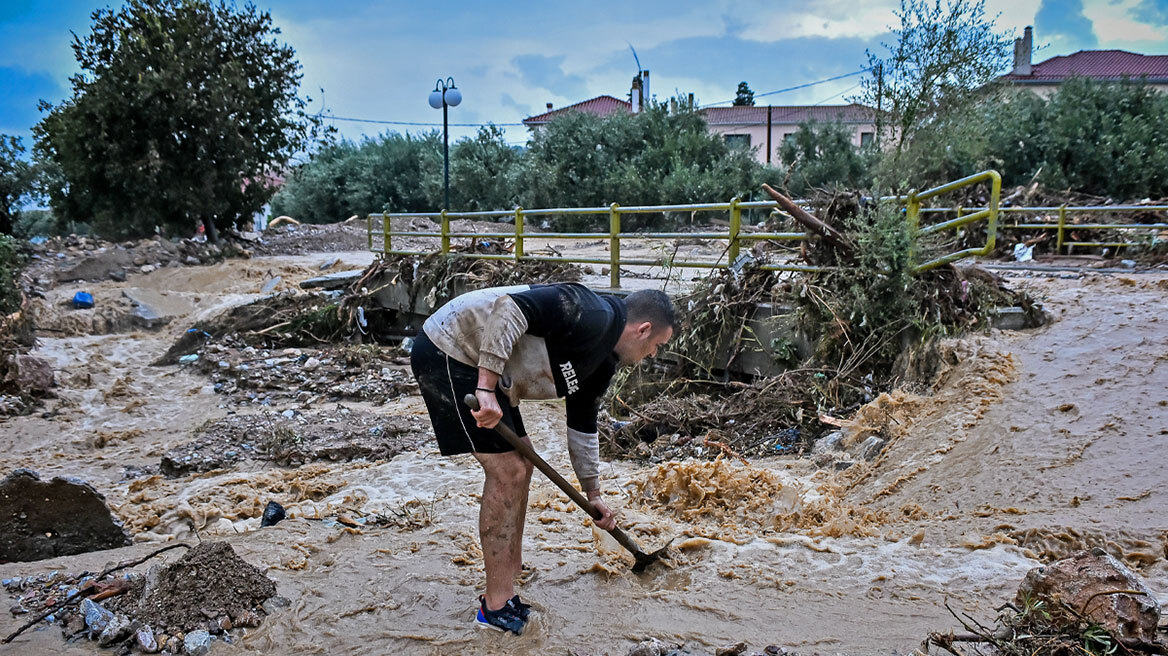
724 134 751 149
860 132 875 147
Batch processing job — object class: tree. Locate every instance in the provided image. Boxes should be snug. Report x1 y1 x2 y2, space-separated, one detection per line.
0 136 37 236
34 0 321 241
270 131 442 222
859 0 1012 182
778 121 874 196
734 81 756 107
520 101 760 230
450 125 522 211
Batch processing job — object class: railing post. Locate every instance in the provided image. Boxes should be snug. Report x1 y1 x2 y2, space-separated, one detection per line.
728 197 741 265
1056 204 1067 254
367 214 373 251
440 210 450 254
955 205 963 241
514 207 524 262
609 203 621 289
906 189 920 265
382 213 391 253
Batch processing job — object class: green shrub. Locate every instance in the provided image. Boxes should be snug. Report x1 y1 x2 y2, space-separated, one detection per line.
0 234 26 315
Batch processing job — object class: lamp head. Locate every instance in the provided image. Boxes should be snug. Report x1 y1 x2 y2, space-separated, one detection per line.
428 90 444 109
444 87 462 107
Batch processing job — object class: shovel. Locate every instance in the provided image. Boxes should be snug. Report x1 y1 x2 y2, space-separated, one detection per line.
463 394 672 573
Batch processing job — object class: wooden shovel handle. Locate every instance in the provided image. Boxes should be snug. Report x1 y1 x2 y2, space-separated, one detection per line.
462 394 648 558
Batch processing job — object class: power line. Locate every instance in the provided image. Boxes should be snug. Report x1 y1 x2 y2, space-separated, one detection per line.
326 114 525 128
700 67 872 108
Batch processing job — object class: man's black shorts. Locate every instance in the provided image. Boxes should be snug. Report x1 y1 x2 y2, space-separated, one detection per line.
409 330 526 455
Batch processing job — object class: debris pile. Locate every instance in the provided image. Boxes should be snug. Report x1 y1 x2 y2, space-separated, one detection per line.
25 234 235 287
4 542 278 654
923 548 1166 655
188 342 415 407
625 637 794 656
605 187 1043 463
160 406 427 475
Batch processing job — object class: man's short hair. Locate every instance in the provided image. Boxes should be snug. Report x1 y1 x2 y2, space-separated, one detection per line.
625 290 678 332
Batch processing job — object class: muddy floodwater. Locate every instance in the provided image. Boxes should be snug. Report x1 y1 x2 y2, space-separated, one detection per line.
2 253 1167 655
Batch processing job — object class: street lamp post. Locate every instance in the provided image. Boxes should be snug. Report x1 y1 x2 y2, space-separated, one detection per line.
428 77 462 211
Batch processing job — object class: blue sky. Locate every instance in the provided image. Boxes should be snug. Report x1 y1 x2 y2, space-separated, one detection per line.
3 0 1168 149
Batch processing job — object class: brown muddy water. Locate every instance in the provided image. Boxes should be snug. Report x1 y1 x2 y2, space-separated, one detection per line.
2 257 1167 655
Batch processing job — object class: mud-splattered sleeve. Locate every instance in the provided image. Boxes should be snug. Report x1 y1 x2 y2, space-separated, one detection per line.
478 294 529 374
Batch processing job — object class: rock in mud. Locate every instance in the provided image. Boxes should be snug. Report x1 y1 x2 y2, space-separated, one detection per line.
97 613 135 647
82 598 115 634
627 637 678 656
0 469 131 562
136 625 159 653
811 430 843 455
1015 548 1161 642
716 642 747 656
855 436 887 461
183 629 212 656
2 354 54 396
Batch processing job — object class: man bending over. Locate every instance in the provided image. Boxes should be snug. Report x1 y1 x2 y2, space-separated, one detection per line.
410 282 676 634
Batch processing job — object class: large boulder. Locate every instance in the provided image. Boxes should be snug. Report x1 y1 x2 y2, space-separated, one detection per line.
1015 548 1161 643
2 354 54 396
0 469 131 562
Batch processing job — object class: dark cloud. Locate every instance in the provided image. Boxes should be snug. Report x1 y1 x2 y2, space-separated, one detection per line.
0 66 62 137
1132 0 1168 25
1036 0 1099 49
511 54 588 98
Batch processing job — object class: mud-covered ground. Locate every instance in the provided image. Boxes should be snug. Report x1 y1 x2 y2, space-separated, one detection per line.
1 241 1166 655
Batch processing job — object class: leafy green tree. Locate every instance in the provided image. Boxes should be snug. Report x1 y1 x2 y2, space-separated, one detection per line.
0 136 37 236
450 125 522 211
859 0 1012 187
1024 78 1168 198
778 120 873 196
270 132 442 222
34 0 320 241
519 102 760 230
733 82 755 107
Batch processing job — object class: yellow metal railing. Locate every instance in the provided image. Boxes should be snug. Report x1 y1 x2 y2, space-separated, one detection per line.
364 170 1165 287
918 204 1168 254
367 200 815 289
898 170 1002 273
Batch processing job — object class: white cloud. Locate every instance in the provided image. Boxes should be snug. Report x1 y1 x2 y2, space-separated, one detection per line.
737 0 898 41
1084 0 1168 45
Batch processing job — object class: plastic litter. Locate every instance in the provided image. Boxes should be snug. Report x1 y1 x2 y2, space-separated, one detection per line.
260 501 286 527
178 354 199 364
72 292 95 309
1012 243 1034 262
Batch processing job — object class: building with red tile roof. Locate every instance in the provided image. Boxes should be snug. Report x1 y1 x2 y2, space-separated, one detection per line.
1003 26 1168 96
521 95 632 128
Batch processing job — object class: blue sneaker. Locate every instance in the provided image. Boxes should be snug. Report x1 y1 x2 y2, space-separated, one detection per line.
475 596 526 635
508 595 532 621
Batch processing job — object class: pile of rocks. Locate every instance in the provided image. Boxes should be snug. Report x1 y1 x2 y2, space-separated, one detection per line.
160 405 428 475
5 542 280 655
187 342 415 407
627 638 794 656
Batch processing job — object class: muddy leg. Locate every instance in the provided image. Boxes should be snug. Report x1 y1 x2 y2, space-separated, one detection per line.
474 449 530 611
512 447 534 581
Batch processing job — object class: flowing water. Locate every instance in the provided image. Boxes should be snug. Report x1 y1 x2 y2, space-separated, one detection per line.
1 258 1166 655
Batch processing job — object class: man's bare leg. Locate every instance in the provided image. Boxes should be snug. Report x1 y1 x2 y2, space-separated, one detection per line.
474 445 532 611
512 457 534 581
